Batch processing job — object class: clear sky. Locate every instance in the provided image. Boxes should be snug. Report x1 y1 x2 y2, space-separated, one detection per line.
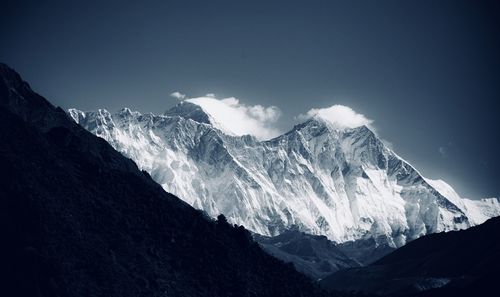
1 0 499 198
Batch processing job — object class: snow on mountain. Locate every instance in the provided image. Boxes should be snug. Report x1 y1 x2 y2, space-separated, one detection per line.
68 102 500 247
425 178 500 225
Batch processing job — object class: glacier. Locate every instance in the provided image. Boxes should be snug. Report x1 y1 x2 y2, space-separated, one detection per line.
68 102 500 247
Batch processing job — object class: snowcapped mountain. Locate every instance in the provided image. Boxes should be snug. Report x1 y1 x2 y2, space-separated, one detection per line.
68 102 500 247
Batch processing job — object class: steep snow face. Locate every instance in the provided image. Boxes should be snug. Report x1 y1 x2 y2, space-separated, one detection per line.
425 179 500 226
68 103 500 247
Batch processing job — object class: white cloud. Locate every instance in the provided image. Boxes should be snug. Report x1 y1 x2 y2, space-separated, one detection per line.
298 105 373 129
170 91 186 100
173 95 373 139
185 96 282 140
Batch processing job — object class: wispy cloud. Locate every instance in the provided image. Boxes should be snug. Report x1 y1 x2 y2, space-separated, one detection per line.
177 94 376 140
298 105 373 129
170 91 186 100
185 96 282 140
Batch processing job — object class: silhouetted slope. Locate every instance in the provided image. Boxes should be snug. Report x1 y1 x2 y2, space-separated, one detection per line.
320 217 500 296
0 63 329 297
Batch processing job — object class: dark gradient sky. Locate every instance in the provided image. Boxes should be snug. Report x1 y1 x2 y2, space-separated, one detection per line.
2 0 500 198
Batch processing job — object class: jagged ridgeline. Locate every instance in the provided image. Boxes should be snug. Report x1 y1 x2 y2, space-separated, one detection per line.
69 98 500 250
0 63 331 296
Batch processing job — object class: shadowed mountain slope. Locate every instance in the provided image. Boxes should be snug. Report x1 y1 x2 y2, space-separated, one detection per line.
0 63 330 297
320 216 500 296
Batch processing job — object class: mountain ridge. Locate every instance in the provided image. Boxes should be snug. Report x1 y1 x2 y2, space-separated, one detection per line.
68 103 500 248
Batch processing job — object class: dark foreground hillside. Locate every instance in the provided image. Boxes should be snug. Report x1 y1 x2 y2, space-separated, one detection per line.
320 215 500 297
0 63 330 297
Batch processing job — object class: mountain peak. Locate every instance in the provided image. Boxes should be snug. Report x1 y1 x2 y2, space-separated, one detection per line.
68 108 115 130
118 107 134 116
164 101 211 124
291 116 375 142
165 100 241 136
298 104 373 130
0 63 22 84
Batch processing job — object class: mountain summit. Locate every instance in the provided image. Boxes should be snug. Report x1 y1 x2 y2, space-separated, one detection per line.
69 100 500 248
